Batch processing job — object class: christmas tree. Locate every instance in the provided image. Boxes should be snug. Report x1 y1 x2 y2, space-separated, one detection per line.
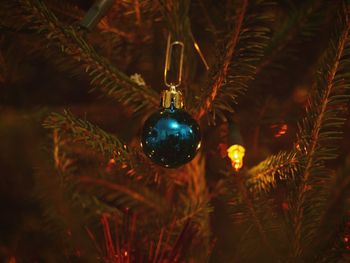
1 0 350 262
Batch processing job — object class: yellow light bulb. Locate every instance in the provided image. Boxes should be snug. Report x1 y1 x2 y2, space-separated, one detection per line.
227 144 245 171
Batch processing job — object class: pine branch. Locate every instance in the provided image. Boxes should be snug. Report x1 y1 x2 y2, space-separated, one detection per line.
194 0 248 120
47 0 82 22
255 0 324 75
197 0 217 33
246 151 299 193
225 175 285 261
76 176 167 214
159 0 190 38
306 162 350 262
236 175 279 260
44 110 194 223
47 0 148 41
180 154 211 240
43 110 131 166
194 0 273 121
33 158 101 262
46 112 169 223
15 0 159 113
51 127 121 216
291 4 350 259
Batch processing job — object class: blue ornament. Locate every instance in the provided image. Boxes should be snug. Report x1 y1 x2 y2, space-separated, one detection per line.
141 88 201 168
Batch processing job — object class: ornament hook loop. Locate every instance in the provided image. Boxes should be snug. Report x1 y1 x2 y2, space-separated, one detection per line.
164 34 184 88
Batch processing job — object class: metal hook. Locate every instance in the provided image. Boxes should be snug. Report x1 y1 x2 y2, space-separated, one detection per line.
164 34 184 88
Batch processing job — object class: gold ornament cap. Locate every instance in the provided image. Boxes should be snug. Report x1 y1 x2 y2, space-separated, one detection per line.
161 86 184 109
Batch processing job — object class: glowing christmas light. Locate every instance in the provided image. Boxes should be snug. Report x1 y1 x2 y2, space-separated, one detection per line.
227 144 245 171
271 123 288 138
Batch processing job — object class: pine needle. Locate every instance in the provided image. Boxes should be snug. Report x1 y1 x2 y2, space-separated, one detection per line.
195 0 249 120
247 151 299 193
291 3 350 259
15 0 159 113
43 110 131 166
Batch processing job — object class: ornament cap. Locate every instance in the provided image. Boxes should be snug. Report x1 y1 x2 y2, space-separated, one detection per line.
161 86 184 109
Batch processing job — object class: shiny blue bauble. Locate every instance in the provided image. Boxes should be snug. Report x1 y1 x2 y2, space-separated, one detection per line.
141 107 201 168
